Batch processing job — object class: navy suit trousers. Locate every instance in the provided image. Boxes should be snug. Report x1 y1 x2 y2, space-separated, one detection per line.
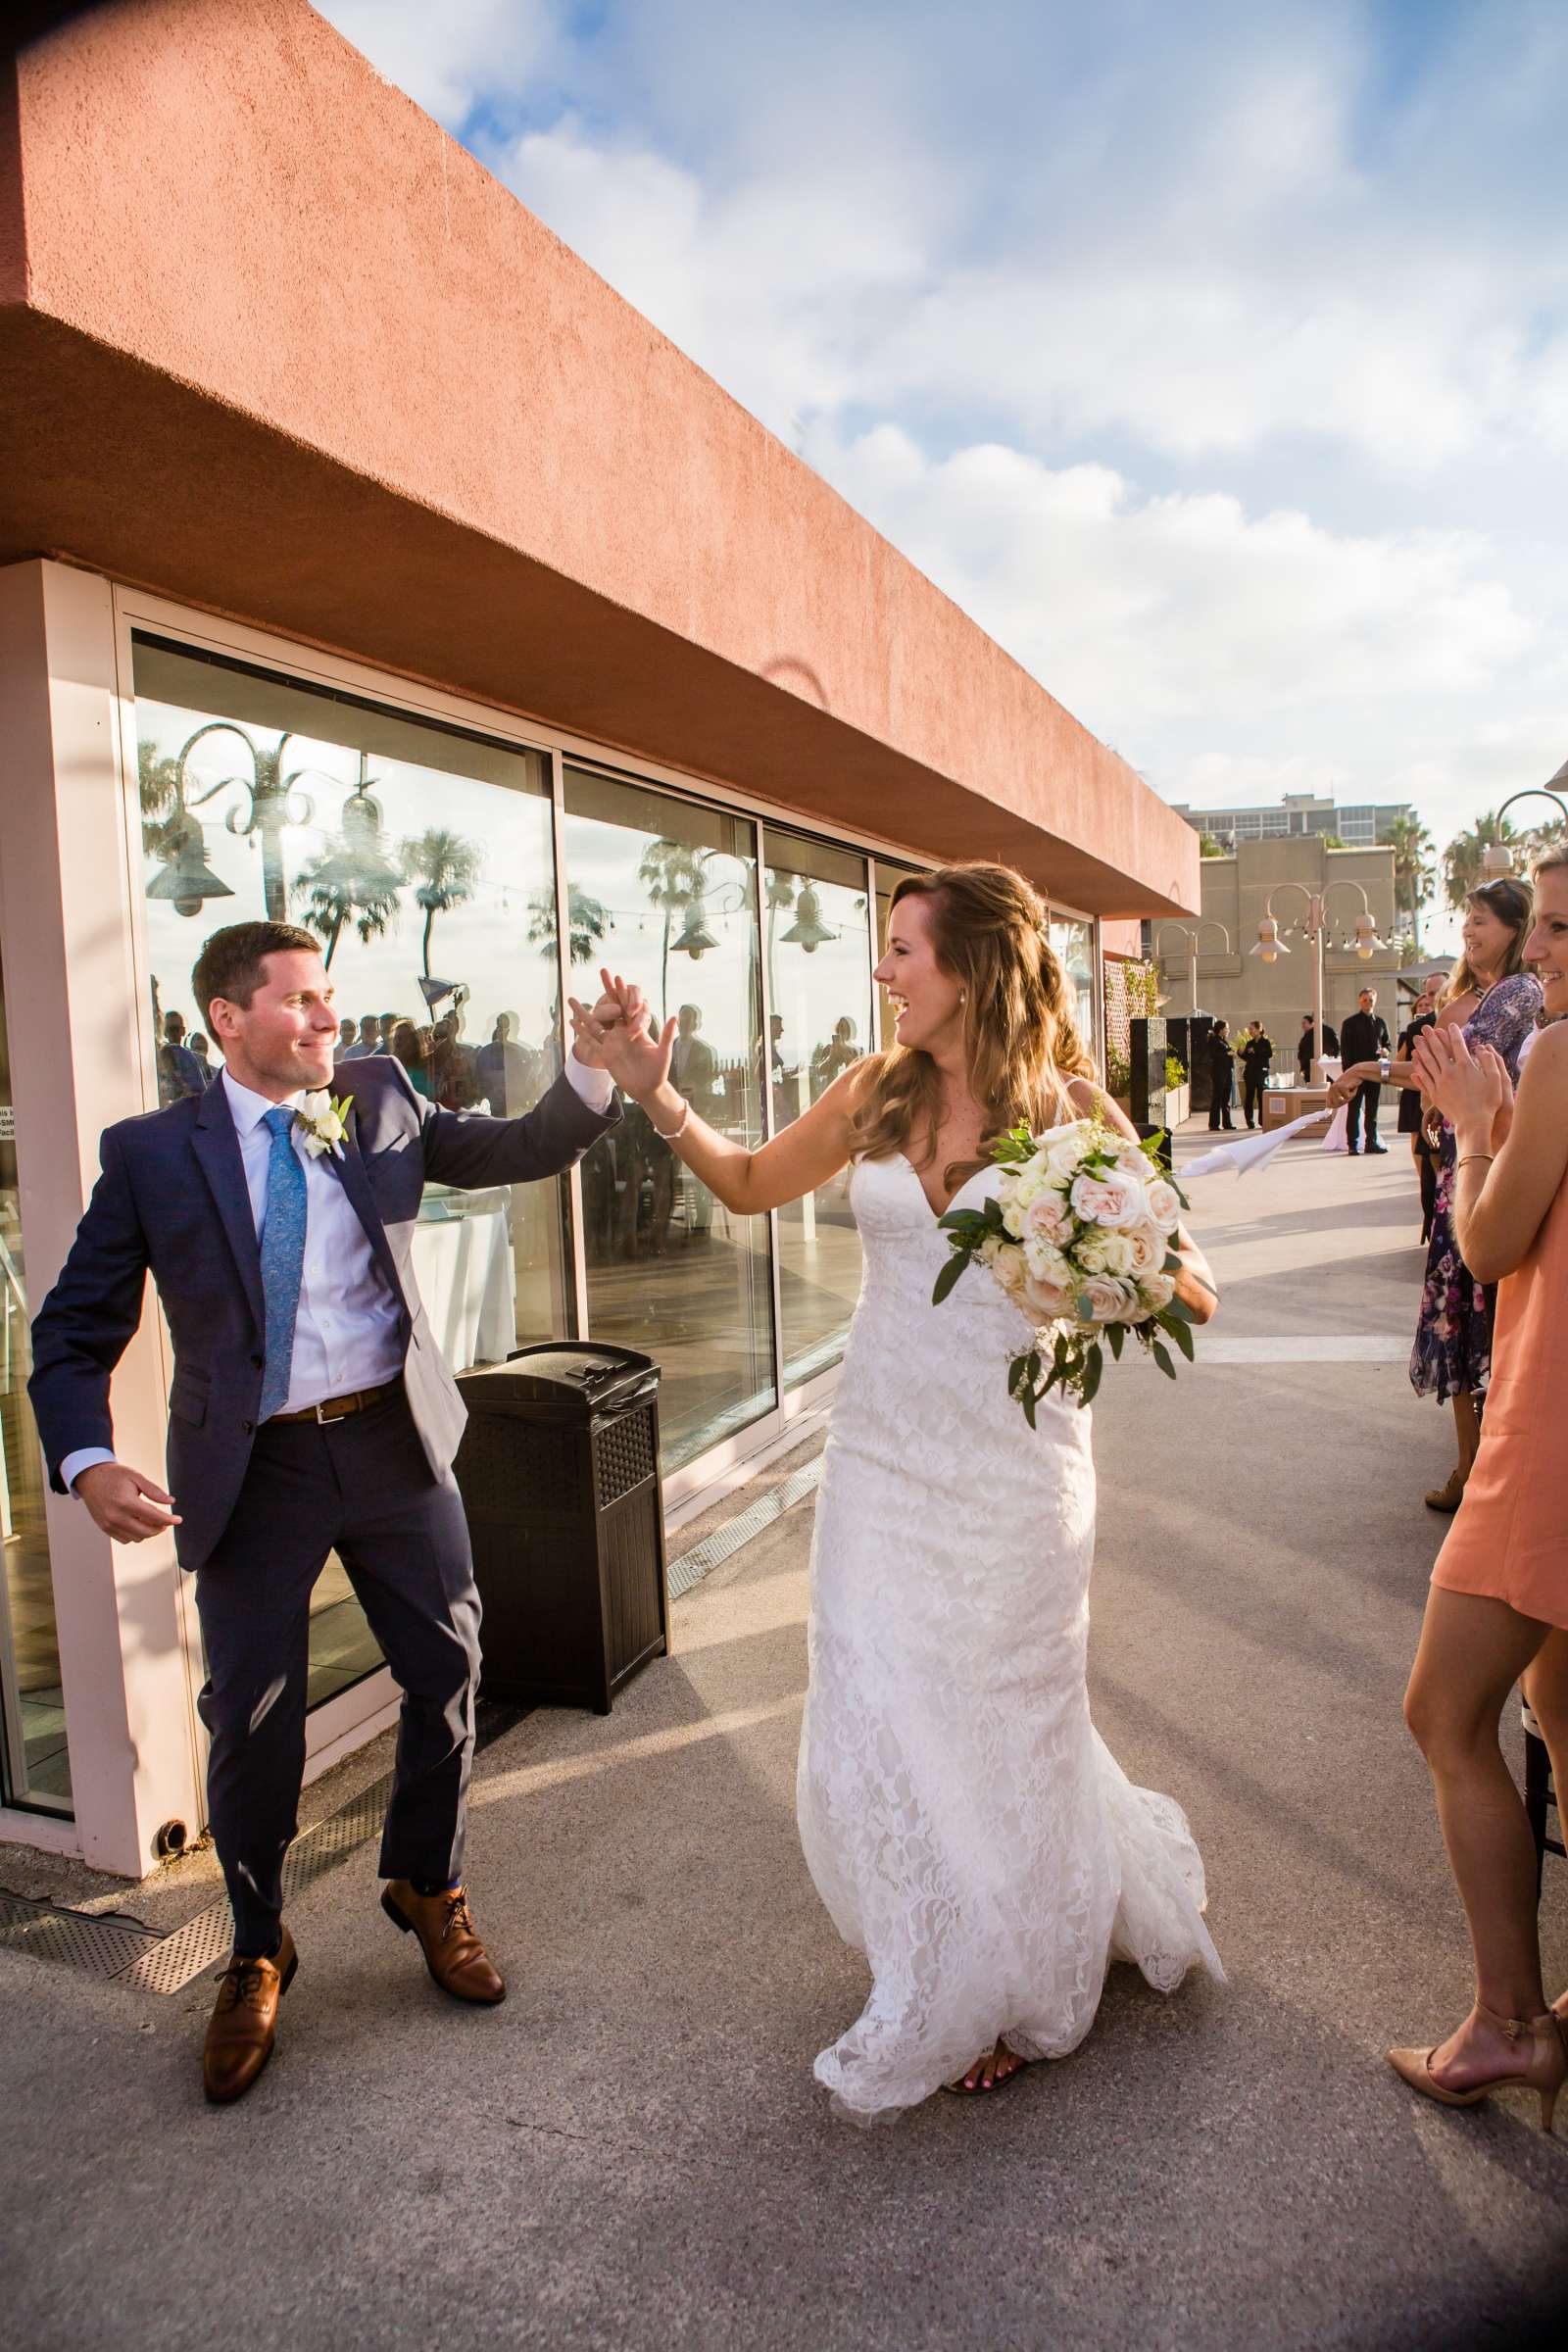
192 1386 480 1955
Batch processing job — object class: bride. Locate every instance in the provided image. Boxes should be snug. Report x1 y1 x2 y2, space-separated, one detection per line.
572 860 1223 2120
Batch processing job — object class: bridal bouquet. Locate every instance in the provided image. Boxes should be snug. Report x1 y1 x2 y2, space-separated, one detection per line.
932 1118 1197 1419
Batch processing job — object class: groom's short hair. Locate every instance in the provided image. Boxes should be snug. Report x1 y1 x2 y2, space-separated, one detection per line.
193 921 322 1031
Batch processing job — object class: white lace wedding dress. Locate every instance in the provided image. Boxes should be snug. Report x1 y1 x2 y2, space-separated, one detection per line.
797 1151 1223 2122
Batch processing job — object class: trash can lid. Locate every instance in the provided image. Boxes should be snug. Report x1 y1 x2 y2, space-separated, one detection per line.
462 1341 658 1412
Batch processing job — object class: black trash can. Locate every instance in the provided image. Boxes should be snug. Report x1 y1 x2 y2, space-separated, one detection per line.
454 1343 667 1714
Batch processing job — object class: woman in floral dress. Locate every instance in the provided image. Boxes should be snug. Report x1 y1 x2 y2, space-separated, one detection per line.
1331 877 1539 1511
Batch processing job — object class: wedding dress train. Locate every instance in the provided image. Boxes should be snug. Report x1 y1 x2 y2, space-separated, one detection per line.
797 1151 1223 2122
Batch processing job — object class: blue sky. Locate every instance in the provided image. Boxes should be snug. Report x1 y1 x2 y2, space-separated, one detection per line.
318 2 1568 940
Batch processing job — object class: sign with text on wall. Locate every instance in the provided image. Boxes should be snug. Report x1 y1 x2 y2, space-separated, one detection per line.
0 1106 14 1140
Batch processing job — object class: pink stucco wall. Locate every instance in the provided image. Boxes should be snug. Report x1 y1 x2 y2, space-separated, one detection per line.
1 0 1198 916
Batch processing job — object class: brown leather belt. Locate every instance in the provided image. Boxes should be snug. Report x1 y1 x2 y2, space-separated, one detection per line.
268 1378 403 1426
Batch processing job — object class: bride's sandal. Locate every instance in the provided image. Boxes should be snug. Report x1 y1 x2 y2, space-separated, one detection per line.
1388 2002 1567 2132
943 2038 1032 2097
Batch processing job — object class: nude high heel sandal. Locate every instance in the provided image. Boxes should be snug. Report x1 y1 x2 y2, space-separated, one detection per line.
1388 2003 1567 2132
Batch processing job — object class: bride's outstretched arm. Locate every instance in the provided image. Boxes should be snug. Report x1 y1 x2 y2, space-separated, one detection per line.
567 970 859 1215
1067 1076 1218 1324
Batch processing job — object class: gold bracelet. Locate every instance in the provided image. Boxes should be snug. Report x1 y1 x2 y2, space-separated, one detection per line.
1454 1152 1494 1170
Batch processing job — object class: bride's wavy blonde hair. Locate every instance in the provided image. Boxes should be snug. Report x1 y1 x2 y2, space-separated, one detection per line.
852 862 1095 1192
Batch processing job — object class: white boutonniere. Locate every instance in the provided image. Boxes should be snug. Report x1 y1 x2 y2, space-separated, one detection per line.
297 1090 351 1160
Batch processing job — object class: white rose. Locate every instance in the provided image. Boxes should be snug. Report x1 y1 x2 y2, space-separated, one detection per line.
1078 1274 1136 1326
1138 1272 1177 1311
1001 1198 1026 1240
1024 1234 1070 1286
1092 1229 1136 1278
1124 1223 1166 1278
993 1246 1030 1293
1144 1178 1181 1232
1008 1168 1043 1210
1024 1270 1071 1326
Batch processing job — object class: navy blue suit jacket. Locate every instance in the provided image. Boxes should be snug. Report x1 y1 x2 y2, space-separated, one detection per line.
28 1056 619 1570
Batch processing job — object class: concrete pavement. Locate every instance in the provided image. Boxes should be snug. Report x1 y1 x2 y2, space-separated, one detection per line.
2 1122 1565 2350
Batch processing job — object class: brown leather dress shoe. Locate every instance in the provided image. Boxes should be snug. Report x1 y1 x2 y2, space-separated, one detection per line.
203 1926 298 2105
381 1881 506 2004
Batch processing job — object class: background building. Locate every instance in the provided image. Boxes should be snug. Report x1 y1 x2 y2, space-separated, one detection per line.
1150 838 1399 1042
0 1 1197 1874
1171 792 1413 851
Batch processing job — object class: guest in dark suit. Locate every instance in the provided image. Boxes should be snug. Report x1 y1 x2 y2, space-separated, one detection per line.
1238 1020 1272 1128
1205 1019 1236 1130
1339 987 1393 1154
1296 1013 1340 1082
29 921 618 2104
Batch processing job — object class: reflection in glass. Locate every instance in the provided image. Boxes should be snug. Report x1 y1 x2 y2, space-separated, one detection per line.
0 955 72 1811
132 636 576 1709
564 768 776 1467
1051 914 1098 1064
765 831 872 1389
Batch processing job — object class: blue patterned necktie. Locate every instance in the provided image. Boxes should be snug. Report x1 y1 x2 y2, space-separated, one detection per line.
258 1105 308 1421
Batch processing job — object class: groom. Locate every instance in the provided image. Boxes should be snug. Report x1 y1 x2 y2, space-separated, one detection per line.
29 921 618 2103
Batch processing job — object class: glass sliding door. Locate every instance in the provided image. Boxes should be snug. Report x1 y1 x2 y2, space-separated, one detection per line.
1050 912 1099 1067
131 635 574 1715
563 766 776 1467
0 946 72 1812
764 830 873 1389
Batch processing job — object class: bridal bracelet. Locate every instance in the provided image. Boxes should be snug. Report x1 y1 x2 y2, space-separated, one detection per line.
653 1099 692 1143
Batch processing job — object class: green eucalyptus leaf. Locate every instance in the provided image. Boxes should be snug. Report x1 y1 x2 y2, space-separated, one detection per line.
931 1254 970 1305
1106 1322 1125 1360
1152 1340 1177 1379
1165 1315 1195 1362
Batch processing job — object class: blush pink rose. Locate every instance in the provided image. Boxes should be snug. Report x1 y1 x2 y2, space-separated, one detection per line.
1024 1193 1070 1242
1068 1169 1148 1229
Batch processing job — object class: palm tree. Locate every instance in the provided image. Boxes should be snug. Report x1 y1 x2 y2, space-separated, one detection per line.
1379 813 1437 955
1444 810 1518 907
138 737 185 860
401 826 482 978
637 837 705 1022
295 772 405 966
525 883 609 966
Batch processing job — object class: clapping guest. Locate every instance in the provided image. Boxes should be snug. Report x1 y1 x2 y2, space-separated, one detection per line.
1388 848 1568 2130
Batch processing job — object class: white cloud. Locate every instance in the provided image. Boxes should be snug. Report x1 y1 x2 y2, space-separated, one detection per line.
320 0 558 124
804 424 1533 732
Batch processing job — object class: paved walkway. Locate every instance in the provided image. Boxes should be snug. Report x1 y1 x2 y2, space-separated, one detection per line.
3 1124 1566 2350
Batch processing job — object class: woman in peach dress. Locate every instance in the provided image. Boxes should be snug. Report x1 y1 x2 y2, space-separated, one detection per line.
1389 845 1568 2132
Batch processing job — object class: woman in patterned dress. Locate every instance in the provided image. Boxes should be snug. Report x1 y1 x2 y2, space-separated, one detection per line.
1328 877 1540 1511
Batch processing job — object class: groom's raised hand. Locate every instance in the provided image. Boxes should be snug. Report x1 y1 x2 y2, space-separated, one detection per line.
74 1461 182 1543
567 969 675 1102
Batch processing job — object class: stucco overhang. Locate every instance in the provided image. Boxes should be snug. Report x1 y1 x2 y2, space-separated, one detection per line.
1 1 1199 919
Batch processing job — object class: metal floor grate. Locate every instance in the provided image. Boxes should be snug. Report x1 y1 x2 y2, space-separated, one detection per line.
0 1697 525 1998
667 1455 822 1600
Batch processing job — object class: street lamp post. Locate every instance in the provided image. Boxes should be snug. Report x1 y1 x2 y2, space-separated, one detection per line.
1481 767 1568 877
1152 919 1233 1019
1250 881 1387 1085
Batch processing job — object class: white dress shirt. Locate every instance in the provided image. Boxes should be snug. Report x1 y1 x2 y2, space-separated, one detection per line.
63 1052 614 1491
